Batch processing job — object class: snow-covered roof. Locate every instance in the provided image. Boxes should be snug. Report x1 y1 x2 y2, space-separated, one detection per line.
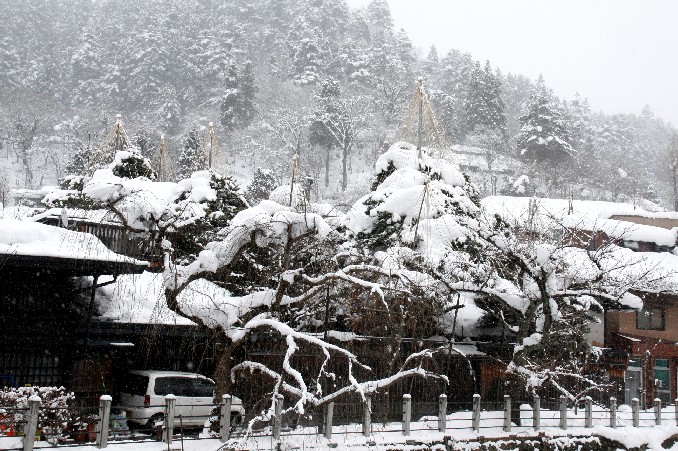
96 272 193 325
32 207 123 225
483 196 677 248
482 196 665 228
451 145 520 173
563 216 677 247
0 218 148 269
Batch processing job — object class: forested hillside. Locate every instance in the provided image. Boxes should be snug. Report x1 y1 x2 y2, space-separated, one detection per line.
0 0 675 207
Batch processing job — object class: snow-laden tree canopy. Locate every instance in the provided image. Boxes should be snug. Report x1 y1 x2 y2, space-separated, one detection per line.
44 142 677 409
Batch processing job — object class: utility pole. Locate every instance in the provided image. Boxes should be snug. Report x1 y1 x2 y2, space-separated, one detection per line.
417 78 424 159
207 122 215 169
289 154 298 207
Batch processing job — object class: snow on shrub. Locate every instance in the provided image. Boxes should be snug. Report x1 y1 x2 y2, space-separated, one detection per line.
0 386 74 442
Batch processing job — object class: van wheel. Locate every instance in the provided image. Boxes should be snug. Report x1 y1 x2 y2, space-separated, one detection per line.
230 413 243 429
147 413 164 429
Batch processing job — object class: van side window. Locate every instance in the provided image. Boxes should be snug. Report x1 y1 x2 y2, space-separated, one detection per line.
155 377 192 396
122 374 149 396
193 378 215 397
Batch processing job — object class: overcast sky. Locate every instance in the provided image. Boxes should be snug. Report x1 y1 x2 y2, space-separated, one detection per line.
347 0 678 127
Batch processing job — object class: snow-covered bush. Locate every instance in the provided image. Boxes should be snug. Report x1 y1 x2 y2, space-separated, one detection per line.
0 386 74 443
111 149 157 180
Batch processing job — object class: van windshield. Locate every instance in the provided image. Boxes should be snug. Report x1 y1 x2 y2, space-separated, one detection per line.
122 373 149 396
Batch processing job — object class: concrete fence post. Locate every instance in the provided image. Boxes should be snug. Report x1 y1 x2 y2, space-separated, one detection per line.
164 395 176 445
533 394 540 431
273 394 283 440
438 394 447 433
362 394 372 437
402 394 411 436
559 396 567 430
220 394 232 442
472 394 481 432
503 395 511 433
96 395 112 449
585 396 592 428
654 398 662 426
632 398 640 427
23 396 40 451
610 397 617 429
324 402 334 440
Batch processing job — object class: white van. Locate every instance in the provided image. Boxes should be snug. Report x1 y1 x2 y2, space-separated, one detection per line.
119 370 245 428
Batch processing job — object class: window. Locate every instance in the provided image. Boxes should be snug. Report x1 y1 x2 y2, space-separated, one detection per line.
0 353 61 387
154 377 192 396
637 308 665 330
122 374 149 396
192 378 215 397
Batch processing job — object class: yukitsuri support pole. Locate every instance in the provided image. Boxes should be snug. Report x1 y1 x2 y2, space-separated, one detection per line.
23 396 40 451
632 398 640 427
324 402 334 440
585 397 592 428
438 394 447 433
503 395 511 433
164 395 176 445
273 394 283 440
402 394 411 436
96 395 112 448
610 397 618 428
655 398 662 425
472 394 481 432
559 396 567 430
533 395 540 431
220 394 232 442
675 399 678 426
362 394 372 437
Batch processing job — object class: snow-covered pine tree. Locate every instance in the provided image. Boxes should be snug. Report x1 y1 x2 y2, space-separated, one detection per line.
219 62 240 132
516 80 574 163
346 8 371 47
0 34 20 93
245 167 278 204
155 85 182 134
310 77 341 187
131 128 154 159
421 45 441 86
177 126 207 179
440 49 474 99
153 135 172 182
501 73 534 147
290 24 326 86
87 114 132 173
238 61 258 128
668 133 678 210
463 60 506 139
394 28 416 72
304 0 349 45
366 0 394 36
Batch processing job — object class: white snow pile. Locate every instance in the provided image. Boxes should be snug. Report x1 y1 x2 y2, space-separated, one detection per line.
0 218 146 265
